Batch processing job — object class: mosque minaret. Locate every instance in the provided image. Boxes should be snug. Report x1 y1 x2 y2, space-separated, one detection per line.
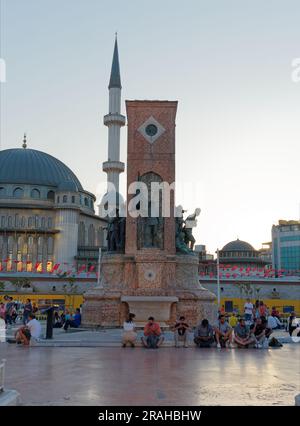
102 35 125 198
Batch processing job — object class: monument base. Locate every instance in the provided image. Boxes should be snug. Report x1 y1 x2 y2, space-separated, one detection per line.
121 296 178 327
82 253 217 328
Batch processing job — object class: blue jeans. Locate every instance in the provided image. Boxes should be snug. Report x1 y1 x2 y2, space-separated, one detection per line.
5 314 12 325
146 335 160 348
23 313 29 325
245 313 252 322
64 320 79 330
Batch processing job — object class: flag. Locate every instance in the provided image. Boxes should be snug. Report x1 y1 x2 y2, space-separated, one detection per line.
51 263 60 273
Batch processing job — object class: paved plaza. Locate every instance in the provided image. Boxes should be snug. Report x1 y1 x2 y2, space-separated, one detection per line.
1 340 299 406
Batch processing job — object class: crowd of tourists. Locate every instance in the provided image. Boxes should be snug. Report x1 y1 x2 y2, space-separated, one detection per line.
0 296 82 346
1 295 298 348
121 299 299 349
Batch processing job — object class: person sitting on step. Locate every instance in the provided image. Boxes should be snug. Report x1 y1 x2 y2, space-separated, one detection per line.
250 316 272 348
141 316 164 349
234 318 256 348
174 316 190 348
194 318 215 348
122 313 137 348
64 308 81 331
214 314 234 348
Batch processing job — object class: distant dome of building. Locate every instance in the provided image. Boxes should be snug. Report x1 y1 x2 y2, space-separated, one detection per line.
222 239 255 252
219 238 268 266
0 148 83 190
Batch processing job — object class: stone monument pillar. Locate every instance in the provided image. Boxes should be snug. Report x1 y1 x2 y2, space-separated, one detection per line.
82 100 216 327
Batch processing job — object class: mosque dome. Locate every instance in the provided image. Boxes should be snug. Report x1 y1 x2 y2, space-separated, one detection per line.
219 239 262 264
0 148 83 190
222 239 255 252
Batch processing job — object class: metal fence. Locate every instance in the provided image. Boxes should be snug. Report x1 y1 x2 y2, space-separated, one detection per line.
0 358 6 392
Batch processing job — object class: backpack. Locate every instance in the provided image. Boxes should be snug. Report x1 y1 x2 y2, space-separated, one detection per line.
268 337 283 348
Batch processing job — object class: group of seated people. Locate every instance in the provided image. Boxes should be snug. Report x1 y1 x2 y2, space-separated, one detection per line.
122 313 274 349
53 309 81 331
11 307 82 346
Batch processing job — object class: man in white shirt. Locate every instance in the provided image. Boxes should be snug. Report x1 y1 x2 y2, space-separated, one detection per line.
27 314 42 340
244 299 254 323
15 313 42 345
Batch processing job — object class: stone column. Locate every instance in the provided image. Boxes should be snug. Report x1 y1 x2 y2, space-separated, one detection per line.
53 209 79 268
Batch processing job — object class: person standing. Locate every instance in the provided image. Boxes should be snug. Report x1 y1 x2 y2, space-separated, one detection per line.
122 313 137 347
244 298 253 323
141 317 164 349
174 316 190 348
23 298 33 325
0 302 6 320
5 297 14 325
258 301 267 318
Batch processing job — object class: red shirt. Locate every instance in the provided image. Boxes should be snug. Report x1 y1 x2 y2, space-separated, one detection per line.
144 322 161 336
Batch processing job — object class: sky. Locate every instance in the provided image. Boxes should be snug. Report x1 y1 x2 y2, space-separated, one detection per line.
0 0 299 254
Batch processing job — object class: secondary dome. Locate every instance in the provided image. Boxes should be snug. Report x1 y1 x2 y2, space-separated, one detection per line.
222 239 255 252
0 148 83 190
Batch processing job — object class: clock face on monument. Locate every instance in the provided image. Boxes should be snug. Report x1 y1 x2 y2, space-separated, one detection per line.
145 124 158 137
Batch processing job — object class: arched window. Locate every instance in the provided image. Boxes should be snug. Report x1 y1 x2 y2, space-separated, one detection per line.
63 195 68 203
71 196 75 203
13 187 24 198
38 236 43 255
0 187 6 198
15 214 19 228
88 224 95 246
17 236 24 253
28 236 34 254
28 217 33 228
41 217 46 228
21 216 26 228
8 216 12 228
31 188 40 199
1 216 5 227
7 236 14 253
47 190 55 201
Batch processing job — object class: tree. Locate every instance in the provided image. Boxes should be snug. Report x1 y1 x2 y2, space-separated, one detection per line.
9 278 32 292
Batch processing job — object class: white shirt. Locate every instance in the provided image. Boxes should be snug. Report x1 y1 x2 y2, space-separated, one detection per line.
267 316 281 329
123 321 136 332
244 302 253 315
27 318 42 339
